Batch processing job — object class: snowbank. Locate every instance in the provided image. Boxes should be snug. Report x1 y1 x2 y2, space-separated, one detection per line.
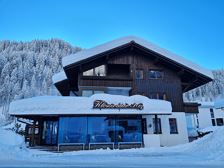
198 126 220 133
183 126 224 161
0 125 224 166
0 128 24 147
0 127 27 160
9 94 172 115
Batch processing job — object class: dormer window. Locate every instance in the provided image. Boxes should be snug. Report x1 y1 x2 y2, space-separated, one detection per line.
83 65 106 76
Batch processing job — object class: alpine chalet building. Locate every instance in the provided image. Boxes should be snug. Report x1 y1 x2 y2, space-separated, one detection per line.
9 36 213 151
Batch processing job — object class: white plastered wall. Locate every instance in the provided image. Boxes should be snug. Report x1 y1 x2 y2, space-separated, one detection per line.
143 112 189 147
197 107 224 128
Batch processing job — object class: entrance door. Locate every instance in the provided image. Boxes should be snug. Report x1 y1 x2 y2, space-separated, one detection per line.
43 121 58 145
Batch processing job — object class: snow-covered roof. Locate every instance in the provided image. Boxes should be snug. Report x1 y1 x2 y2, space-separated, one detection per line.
199 102 214 108
52 71 67 84
9 94 172 116
62 36 213 79
215 100 224 109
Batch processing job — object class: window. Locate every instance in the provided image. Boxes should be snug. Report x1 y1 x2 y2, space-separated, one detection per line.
216 118 224 126
88 117 114 143
42 121 58 145
153 118 162 134
169 118 178 134
83 69 94 76
116 118 142 142
94 90 104 94
58 117 88 144
82 90 104 97
83 65 106 76
135 70 144 79
95 65 106 76
82 90 93 97
149 70 163 79
212 119 216 126
210 108 215 118
149 92 167 100
58 116 143 145
142 118 148 134
107 88 130 96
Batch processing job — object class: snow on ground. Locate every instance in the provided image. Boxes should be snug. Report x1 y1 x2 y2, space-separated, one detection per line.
0 126 224 167
198 126 220 133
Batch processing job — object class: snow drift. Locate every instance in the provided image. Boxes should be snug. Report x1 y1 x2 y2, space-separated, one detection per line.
184 126 224 161
0 126 26 160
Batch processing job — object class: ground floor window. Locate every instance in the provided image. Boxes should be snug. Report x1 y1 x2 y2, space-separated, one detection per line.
169 118 178 134
42 121 58 145
153 118 162 134
58 117 88 144
211 119 216 126
58 116 143 145
216 118 224 126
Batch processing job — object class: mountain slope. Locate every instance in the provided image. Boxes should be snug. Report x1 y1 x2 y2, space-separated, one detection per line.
184 70 224 102
0 39 81 117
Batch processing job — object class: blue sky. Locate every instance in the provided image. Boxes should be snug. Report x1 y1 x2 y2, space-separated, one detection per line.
0 0 223 70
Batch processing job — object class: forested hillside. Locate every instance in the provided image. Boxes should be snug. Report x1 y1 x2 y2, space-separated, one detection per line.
0 39 81 117
184 70 224 102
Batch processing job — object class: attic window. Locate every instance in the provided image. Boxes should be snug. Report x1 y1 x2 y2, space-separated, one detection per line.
83 65 106 76
149 70 163 79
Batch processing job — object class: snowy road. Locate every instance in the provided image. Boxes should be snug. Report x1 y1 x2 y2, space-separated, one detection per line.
1 150 224 168
0 160 223 168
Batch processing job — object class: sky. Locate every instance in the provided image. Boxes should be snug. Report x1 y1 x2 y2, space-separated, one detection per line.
0 0 224 70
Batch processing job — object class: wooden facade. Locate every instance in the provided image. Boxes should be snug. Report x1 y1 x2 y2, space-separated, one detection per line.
55 43 212 112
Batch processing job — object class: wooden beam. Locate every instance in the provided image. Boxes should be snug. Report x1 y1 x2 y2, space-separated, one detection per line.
177 69 185 77
183 77 198 92
153 57 160 65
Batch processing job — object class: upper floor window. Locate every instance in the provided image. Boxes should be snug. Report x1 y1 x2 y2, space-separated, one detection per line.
135 69 144 79
149 70 163 79
149 92 167 100
82 90 104 97
83 65 106 77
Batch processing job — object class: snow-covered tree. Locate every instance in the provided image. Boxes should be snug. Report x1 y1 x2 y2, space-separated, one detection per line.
0 39 81 118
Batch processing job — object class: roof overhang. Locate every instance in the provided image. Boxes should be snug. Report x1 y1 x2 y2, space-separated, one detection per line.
62 36 213 79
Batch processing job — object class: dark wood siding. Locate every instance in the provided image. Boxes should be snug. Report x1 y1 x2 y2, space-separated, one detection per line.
78 49 184 112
